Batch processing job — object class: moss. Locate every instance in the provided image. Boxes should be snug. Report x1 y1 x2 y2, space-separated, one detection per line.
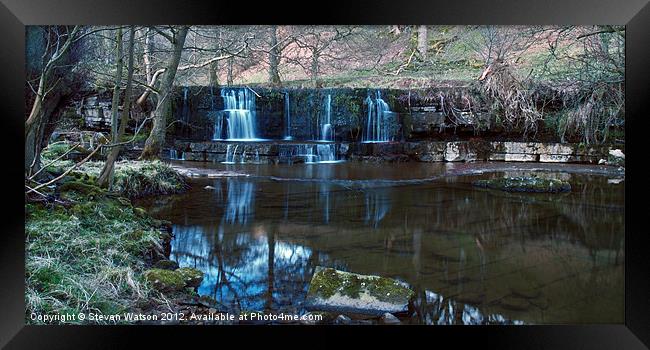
153 259 179 270
308 267 341 299
473 176 571 193
176 267 204 288
59 180 105 198
308 267 414 303
366 276 415 304
144 269 186 292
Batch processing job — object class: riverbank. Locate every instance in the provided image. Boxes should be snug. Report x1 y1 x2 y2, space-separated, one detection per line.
25 150 229 324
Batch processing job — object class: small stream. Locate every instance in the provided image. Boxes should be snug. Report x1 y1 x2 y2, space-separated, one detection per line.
135 162 624 324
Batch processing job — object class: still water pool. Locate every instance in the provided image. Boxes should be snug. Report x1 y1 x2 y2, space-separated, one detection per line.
136 162 624 324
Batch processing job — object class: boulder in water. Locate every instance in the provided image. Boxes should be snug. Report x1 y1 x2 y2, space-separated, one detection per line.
304 266 415 317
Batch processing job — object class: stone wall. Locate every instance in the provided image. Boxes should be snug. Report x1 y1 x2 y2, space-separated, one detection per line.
170 140 615 165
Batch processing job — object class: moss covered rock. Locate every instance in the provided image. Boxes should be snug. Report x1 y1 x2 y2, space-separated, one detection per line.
153 259 179 271
177 267 204 288
144 268 186 292
304 266 415 317
473 176 571 193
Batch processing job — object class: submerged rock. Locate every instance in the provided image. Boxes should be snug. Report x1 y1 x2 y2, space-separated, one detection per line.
473 176 571 193
304 266 415 317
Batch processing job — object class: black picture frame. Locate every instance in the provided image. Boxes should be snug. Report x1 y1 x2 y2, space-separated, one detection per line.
2 0 648 348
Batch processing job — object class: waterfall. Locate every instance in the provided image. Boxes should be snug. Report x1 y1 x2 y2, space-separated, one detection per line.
284 92 292 140
304 144 340 164
363 90 392 143
216 88 258 141
181 87 190 123
319 94 334 141
223 144 239 164
254 150 260 164
278 144 344 164
170 149 185 160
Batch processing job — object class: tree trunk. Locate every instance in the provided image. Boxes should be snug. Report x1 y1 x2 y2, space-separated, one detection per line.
209 60 220 88
417 25 428 60
110 28 123 142
268 26 281 86
99 26 136 188
25 26 80 176
311 50 321 87
140 26 189 160
227 57 234 86
143 28 154 84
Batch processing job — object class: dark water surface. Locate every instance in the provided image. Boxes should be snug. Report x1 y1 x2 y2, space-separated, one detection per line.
136 162 624 324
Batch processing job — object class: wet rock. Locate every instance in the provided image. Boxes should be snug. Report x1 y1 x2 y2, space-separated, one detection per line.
153 259 179 271
204 185 216 190
473 176 571 193
176 267 204 288
300 311 330 325
334 314 352 325
304 266 415 317
380 312 401 325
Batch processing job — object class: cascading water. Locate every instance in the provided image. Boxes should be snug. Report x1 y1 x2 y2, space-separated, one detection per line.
318 94 334 142
180 87 190 123
223 144 239 164
284 92 292 140
363 90 392 143
215 88 258 141
210 85 225 140
278 144 343 164
170 149 185 160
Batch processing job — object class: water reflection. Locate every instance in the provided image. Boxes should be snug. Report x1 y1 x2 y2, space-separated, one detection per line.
365 188 391 228
223 179 255 225
137 170 624 324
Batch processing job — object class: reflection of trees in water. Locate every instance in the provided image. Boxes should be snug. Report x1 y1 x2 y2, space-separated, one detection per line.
152 173 623 322
412 290 522 325
172 224 317 312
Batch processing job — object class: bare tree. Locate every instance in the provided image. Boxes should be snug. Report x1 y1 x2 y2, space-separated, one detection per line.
25 26 82 176
140 26 189 160
417 25 428 60
98 26 136 188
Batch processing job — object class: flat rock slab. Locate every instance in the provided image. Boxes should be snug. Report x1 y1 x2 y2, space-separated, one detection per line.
304 266 415 317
